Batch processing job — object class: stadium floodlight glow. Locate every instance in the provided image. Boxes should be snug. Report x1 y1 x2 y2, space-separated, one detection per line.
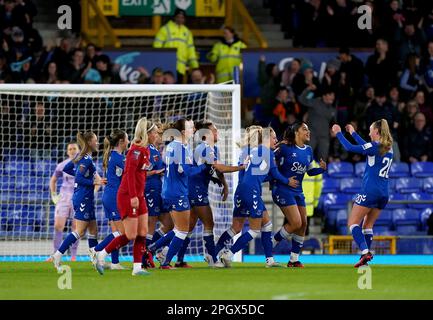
0 84 242 262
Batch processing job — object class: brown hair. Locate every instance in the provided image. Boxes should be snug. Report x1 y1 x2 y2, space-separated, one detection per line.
103 129 127 171
73 131 96 163
373 119 393 156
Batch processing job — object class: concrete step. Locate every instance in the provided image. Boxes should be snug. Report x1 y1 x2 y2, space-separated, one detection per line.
261 31 285 41
267 39 293 48
259 24 282 32
251 15 274 24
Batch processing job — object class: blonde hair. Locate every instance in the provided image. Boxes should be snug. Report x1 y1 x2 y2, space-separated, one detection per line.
73 131 96 163
133 117 150 147
244 125 263 148
373 119 393 156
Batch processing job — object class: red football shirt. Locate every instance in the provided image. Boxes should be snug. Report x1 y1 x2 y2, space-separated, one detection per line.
118 143 150 198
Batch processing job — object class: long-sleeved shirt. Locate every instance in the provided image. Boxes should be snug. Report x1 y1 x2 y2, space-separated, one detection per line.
118 144 150 198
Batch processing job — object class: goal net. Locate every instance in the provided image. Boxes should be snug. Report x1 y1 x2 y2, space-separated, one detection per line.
0 84 241 262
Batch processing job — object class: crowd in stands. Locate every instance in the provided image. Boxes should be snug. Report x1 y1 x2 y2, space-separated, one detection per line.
256 0 433 165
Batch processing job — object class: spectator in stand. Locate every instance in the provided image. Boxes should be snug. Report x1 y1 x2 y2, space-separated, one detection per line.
0 52 12 83
352 86 375 133
399 53 423 100
149 67 163 84
26 101 52 159
320 59 341 95
258 55 281 119
414 89 433 126
163 71 176 84
207 26 246 83
37 61 60 84
7 26 32 62
60 48 90 84
51 38 72 76
325 0 356 47
394 20 427 68
298 84 336 161
153 9 199 83
270 87 297 139
402 112 432 162
84 43 97 67
338 47 365 96
424 4 433 40
365 89 401 161
292 61 320 99
94 54 120 84
11 55 34 83
294 0 327 47
12 0 33 32
365 38 398 91
280 58 301 89
189 68 215 84
399 99 420 136
389 86 402 110
0 0 17 36
382 0 406 43
422 41 433 91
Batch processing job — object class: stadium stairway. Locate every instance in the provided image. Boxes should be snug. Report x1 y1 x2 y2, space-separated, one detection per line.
244 0 292 48
33 0 61 44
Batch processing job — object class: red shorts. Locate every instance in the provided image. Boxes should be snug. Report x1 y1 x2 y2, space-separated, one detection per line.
117 193 148 219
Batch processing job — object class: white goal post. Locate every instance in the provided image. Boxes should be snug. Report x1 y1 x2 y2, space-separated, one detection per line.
0 84 242 262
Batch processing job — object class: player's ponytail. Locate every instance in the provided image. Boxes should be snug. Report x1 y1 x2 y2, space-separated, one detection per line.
374 119 393 156
133 117 149 147
247 125 263 148
103 129 127 171
74 131 96 163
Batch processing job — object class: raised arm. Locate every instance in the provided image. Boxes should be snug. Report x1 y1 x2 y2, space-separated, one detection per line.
333 125 376 155
345 124 368 145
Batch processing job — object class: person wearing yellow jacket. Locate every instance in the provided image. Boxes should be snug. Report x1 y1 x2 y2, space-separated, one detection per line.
153 9 199 83
303 160 323 235
207 27 247 83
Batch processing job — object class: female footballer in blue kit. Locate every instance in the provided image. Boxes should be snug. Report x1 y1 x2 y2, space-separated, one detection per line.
218 126 297 267
332 119 393 267
174 121 246 268
145 123 173 245
215 126 283 267
271 122 327 267
51 131 107 270
89 129 129 270
156 118 208 269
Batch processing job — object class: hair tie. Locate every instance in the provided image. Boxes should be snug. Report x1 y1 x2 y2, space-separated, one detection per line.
147 123 156 132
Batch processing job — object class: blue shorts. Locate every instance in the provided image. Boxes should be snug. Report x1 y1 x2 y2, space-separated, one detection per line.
189 187 210 207
232 187 266 219
146 189 169 216
354 193 389 210
272 187 306 207
163 195 191 212
73 198 95 221
102 192 121 222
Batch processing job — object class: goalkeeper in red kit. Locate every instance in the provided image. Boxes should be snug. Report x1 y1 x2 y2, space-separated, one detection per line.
94 118 154 276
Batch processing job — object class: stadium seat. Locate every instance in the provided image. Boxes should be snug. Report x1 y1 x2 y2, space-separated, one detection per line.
354 162 365 177
322 178 340 193
339 178 362 194
336 210 348 235
423 177 433 194
420 208 433 231
387 193 407 209
376 210 393 228
407 193 433 209
395 177 423 194
410 162 433 178
327 162 354 178
389 162 410 178
4 160 33 176
393 208 420 235
33 160 57 176
323 193 352 212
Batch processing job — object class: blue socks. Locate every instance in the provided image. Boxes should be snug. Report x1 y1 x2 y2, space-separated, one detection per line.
149 230 175 253
163 230 188 266
58 232 79 254
111 250 119 264
87 234 98 249
176 233 192 262
363 229 373 250
261 231 273 258
152 228 165 244
203 231 217 261
350 225 369 254
216 228 236 255
230 230 258 254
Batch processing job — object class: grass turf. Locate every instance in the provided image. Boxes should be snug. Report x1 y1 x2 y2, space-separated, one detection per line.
1 262 433 299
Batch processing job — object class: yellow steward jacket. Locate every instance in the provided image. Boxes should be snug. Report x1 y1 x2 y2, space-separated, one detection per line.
303 161 323 217
153 20 199 75
207 38 247 83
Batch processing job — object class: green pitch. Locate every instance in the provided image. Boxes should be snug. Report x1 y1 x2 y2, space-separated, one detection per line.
1 262 433 299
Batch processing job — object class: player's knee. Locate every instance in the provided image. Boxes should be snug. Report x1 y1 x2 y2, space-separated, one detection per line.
247 229 260 239
125 230 137 240
54 224 64 232
292 217 302 230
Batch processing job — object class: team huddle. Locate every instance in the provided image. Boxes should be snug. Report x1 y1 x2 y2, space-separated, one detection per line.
49 116 394 275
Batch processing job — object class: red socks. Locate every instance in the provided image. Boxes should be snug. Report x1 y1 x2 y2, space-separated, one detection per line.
133 236 146 263
105 234 130 254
